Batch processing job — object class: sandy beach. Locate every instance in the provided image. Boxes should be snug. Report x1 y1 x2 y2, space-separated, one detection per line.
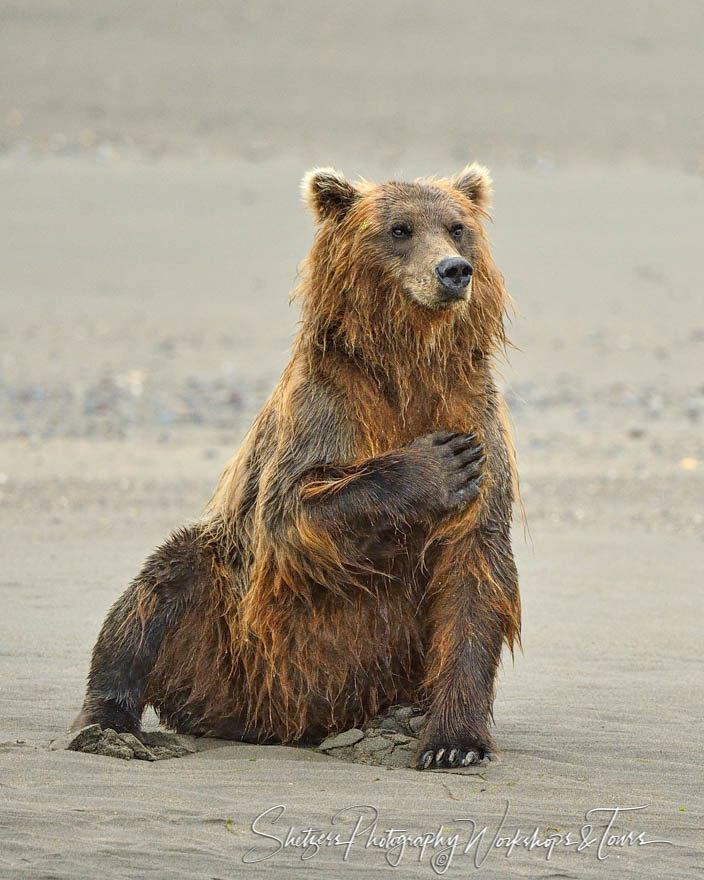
1 2 703 877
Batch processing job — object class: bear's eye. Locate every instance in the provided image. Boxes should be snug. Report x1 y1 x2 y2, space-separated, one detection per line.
391 224 412 239
450 224 464 241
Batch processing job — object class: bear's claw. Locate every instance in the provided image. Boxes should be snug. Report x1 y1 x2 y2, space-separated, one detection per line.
416 743 495 770
410 430 487 515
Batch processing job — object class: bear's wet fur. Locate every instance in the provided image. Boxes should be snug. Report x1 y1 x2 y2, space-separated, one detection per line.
73 164 521 769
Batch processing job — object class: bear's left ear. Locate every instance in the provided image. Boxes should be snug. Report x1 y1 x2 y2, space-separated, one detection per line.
453 163 492 210
301 167 359 222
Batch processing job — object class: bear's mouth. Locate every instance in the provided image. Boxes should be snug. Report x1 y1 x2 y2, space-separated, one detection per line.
434 287 470 307
405 282 471 311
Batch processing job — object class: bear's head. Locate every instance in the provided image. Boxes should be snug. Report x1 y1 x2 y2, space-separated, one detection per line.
297 165 509 374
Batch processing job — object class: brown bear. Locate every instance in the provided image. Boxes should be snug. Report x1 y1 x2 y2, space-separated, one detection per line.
72 164 521 770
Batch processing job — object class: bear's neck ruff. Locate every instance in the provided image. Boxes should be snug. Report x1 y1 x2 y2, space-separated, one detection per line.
295 273 507 411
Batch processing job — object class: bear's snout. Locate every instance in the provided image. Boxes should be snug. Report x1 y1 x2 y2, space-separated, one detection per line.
435 257 473 296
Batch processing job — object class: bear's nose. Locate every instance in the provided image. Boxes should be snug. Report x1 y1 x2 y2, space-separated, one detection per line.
435 257 473 292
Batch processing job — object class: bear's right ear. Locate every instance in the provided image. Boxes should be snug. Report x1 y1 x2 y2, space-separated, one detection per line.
301 168 359 222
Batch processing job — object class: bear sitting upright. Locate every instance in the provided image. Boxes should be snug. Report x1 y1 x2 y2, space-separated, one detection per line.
73 164 521 770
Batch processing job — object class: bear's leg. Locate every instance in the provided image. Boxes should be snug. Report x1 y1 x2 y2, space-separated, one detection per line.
416 529 520 770
71 524 214 734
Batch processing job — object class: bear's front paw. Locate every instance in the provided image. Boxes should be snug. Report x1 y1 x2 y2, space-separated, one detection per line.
416 735 495 770
410 430 486 516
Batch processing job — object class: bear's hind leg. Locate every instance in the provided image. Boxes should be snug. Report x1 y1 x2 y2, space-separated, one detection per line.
72 524 214 734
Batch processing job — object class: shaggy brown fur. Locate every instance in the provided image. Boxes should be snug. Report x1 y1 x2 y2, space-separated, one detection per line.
73 164 521 769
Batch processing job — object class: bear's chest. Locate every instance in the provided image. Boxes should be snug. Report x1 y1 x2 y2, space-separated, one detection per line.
357 385 487 455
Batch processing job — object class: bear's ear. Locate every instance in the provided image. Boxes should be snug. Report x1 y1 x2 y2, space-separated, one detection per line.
453 163 492 210
301 167 359 222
